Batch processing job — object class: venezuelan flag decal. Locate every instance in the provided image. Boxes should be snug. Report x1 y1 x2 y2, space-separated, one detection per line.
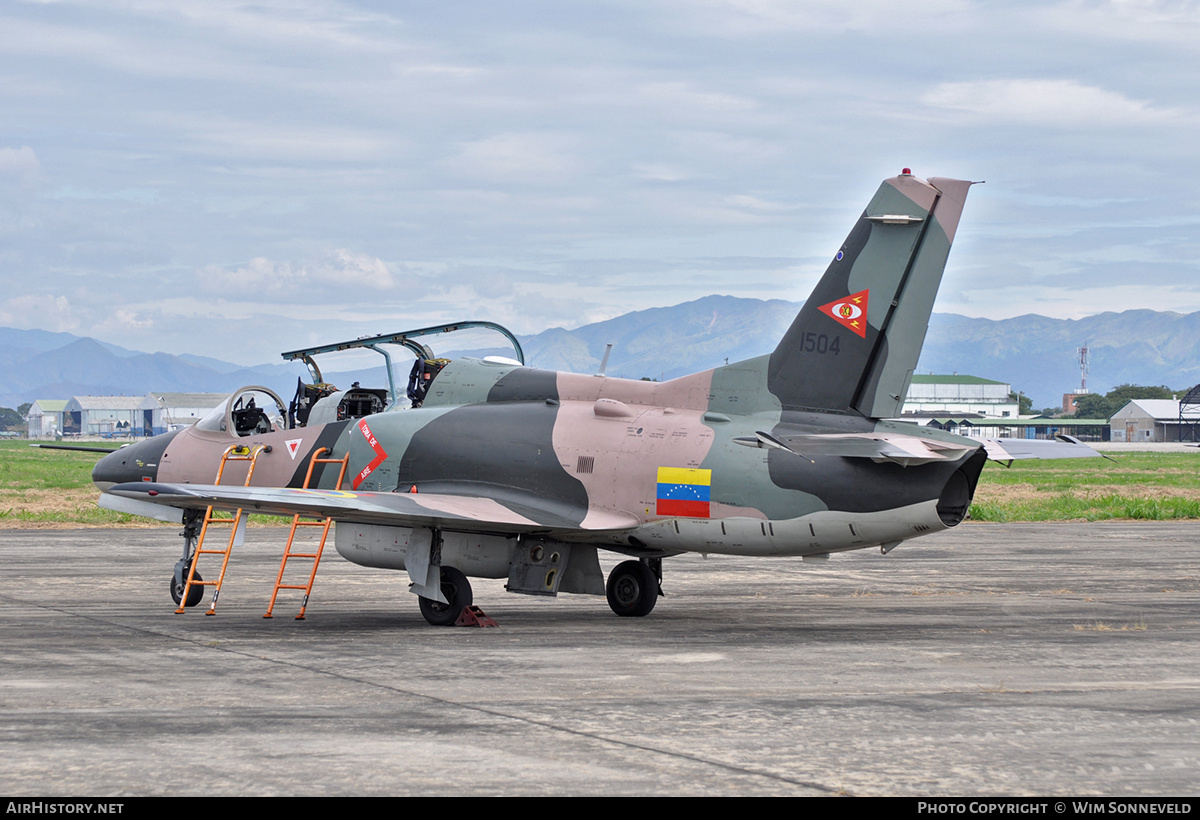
656 467 712 518
818 289 869 337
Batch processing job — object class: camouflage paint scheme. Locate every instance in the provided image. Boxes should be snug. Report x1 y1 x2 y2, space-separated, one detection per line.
95 173 1091 620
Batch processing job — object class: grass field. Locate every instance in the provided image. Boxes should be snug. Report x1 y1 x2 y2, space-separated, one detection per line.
0 441 147 527
971 451 1200 522
4 441 1200 527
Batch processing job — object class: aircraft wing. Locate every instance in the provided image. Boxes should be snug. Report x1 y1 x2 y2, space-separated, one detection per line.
101 482 639 536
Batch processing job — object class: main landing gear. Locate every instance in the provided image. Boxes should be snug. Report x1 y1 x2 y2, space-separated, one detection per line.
418 566 474 626
606 559 661 617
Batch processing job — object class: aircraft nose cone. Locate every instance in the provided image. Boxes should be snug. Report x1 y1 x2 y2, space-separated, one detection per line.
92 430 179 490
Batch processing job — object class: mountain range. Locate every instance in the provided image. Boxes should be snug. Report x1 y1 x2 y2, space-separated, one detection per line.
4 297 1197 410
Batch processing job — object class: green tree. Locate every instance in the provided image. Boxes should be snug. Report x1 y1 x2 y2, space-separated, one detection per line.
1072 393 1118 419
1106 384 1173 404
0 407 25 431
1009 391 1034 415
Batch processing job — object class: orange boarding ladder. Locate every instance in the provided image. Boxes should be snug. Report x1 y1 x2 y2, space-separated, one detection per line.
175 443 268 616
263 448 350 620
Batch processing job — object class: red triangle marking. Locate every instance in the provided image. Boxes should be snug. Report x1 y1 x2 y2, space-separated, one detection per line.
817 289 869 338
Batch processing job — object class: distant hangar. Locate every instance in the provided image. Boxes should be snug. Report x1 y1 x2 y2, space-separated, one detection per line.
27 392 227 438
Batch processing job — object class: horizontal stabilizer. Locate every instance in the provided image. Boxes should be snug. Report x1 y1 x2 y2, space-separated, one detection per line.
982 435 1107 464
733 431 1104 467
737 431 974 466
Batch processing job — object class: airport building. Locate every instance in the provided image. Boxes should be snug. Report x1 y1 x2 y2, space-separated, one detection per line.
923 416 1110 442
61 396 146 437
26 399 68 438
32 392 228 438
896 374 1108 441
1109 399 1200 442
141 393 227 435
900 374 1019 418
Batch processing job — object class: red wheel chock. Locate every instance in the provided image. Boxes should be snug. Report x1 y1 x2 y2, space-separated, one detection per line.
456 605 498 627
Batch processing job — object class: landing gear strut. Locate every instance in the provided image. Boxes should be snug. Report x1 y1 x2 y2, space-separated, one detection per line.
418 567 473 626
606 559 660 617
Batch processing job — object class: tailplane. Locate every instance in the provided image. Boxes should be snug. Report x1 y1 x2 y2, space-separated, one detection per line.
767 171 972 417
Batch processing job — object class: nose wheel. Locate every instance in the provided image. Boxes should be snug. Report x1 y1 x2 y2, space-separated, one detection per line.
606 560 659 617
170 564 204 607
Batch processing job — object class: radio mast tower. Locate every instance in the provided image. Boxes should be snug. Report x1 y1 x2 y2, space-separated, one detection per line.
1077 342 1090 394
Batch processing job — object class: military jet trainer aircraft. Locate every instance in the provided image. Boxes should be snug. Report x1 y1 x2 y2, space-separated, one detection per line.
95 170 1101 625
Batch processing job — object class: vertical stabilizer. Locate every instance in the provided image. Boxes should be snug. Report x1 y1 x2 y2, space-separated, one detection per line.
767 172 972 417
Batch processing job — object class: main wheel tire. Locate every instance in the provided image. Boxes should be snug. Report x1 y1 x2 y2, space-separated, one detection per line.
418 567 473 626
170 569 204 607
606 560 658 617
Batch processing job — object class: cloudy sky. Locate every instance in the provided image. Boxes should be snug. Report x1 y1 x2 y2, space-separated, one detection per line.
2 0 1198 365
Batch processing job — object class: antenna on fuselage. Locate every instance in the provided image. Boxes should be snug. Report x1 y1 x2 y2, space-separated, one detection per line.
595 343 614 377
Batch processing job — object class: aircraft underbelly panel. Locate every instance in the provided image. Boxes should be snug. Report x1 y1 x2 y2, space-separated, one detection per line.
334 523 513 578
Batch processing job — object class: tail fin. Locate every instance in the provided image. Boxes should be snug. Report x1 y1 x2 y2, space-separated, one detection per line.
767 172 972 418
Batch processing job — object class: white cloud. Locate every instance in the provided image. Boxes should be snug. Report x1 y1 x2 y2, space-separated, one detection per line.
0 295 77 332
92 309 154 336
631 163 693 182
661 0 969 35
144 112 393 162
448 133 585 185
636 82 758 117
197 250 395 296
325 249 395 290
922 79 1175 126
0 146 40 177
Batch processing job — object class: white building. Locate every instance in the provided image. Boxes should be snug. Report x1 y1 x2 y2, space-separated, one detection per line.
26 399 68 438
142 392 228 435
62 396 146 437
901 375 1019 419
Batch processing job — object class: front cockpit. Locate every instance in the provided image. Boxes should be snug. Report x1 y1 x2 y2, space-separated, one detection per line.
194 387 289 437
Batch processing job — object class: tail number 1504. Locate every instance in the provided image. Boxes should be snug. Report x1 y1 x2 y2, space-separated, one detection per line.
802 332 841 355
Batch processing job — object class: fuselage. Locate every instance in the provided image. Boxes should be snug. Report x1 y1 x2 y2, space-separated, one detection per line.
95 356 986 559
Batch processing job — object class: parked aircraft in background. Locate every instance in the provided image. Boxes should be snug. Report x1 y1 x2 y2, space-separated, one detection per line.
95 170 1101 625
